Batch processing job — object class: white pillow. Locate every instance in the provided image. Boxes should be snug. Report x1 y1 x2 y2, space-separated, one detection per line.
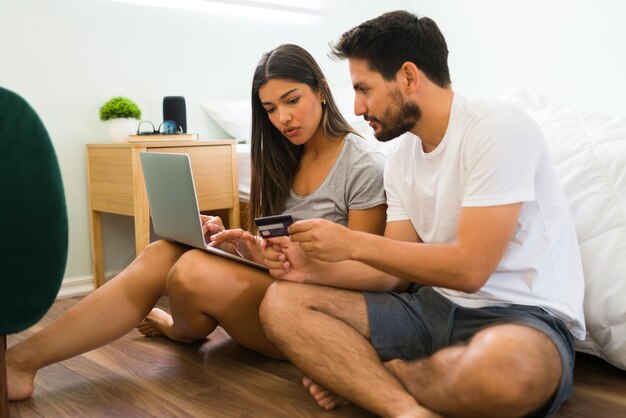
201 100 251 143
506 88 626 369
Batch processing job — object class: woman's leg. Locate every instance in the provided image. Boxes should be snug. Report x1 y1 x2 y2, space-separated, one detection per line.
6 240 189 400
138 250 283 359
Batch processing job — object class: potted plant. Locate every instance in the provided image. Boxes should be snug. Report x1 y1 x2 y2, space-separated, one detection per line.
99 96 142 142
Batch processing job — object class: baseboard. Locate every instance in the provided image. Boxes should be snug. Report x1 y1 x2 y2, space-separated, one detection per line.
57 271 120 299
56 275 95 299
57 267 128 299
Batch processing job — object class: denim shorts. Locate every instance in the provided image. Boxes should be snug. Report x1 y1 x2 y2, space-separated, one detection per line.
363 285 575 418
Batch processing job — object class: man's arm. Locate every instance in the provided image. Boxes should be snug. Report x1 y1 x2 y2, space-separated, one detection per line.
263 219 419 292
288 203 522 292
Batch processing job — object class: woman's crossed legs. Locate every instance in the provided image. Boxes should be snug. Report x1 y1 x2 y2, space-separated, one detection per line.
138 249 282 358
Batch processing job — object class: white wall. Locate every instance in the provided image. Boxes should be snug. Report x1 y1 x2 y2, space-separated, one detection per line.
1 0 625 290
415 0 626 116
0 0 416 287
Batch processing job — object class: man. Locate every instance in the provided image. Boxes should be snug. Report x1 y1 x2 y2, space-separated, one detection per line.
259 10 585 418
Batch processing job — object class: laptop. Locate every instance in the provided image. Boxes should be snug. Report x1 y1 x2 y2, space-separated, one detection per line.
139 152 268 271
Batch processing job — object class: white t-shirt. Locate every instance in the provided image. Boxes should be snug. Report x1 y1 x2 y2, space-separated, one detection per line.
384 94 586 340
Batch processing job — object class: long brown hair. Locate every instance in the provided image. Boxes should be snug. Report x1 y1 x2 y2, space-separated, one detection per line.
248 44 358 230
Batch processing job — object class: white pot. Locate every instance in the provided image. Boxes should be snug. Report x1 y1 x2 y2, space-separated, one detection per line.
106 118 138 143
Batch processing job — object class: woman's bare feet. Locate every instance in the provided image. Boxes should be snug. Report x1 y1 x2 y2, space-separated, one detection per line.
136 308 199 343
302 376 351 410
136 308 172 337
6 349 37 401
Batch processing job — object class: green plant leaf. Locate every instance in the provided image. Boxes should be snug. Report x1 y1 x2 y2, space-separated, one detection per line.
99 96 142 121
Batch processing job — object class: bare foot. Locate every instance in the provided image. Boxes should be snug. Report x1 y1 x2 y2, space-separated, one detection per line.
136 308 199 343
6 349 37 401
302 376 350 410
136 308 171 337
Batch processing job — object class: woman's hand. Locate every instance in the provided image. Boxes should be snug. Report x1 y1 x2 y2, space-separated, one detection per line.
210 228 263 263
288 218 355 262
261 237 319 282
201 215 225 241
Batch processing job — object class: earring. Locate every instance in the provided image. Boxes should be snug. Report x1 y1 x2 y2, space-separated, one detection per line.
322 99 326 106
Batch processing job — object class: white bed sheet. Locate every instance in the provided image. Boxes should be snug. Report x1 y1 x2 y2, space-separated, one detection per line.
236 143 251 202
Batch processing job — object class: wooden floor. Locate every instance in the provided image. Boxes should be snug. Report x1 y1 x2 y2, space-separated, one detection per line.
7 297 626 417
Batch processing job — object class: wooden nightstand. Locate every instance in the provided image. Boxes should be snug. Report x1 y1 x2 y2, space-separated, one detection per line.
86 140 239 287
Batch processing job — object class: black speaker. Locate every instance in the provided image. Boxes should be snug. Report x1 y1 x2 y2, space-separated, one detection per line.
163 96 187 133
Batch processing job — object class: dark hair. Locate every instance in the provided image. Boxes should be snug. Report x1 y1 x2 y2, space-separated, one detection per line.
249 44 358 230
330 10 451 87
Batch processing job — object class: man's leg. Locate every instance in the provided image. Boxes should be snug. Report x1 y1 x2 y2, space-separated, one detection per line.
261 281 565 418
385 323 563 418
259 281 436 418
6 240 188 401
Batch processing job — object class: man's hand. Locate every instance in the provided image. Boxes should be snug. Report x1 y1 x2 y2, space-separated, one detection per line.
209 229 263 263
289 219 355 262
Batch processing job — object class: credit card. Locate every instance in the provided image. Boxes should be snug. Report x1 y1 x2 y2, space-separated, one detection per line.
254 214 295 238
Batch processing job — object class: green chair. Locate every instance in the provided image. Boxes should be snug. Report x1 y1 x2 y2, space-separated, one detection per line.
0 86 68 417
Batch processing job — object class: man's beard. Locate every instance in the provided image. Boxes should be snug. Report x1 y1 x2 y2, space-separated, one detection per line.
371 89 421 142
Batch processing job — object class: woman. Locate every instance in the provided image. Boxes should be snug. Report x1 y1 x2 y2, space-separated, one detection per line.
7 44 387 401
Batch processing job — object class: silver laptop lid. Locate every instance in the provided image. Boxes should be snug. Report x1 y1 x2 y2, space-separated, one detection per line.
140 152 207 249
139 151 268 271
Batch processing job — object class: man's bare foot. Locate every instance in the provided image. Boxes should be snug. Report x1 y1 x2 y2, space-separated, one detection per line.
6 349 37 401
302 376 350 410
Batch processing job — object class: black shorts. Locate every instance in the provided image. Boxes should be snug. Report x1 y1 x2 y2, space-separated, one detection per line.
363 285 575 418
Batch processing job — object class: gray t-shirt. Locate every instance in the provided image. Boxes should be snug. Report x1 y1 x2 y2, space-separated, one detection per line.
283 133 386 226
